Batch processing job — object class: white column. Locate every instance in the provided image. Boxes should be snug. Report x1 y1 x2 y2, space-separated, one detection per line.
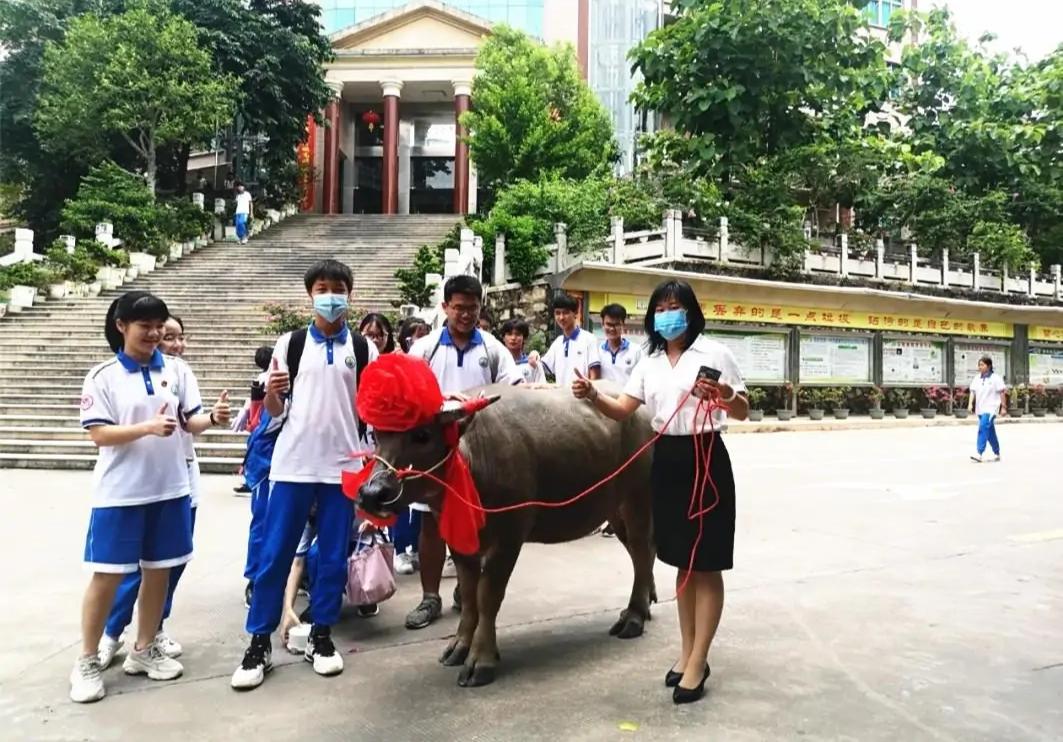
972 252 981 292
839 233 849 278
875 239 885 279
940 248 949 287
611 216 624 264
909 243 918 284
493 234 507 285
1052 264 1061 300
554 223 568 272
1028 264 1036 297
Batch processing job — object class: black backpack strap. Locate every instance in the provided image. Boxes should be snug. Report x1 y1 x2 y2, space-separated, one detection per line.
285 328 308 398
352 332 370 443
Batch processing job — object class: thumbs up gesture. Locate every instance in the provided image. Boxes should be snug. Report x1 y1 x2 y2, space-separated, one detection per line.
147 402 178 437
212 389 232 426
266 357 290 397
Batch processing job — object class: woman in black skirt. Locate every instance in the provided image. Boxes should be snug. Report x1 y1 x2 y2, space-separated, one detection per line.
572 279 747 705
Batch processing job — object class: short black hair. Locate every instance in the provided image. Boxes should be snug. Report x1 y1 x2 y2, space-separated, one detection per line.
552 293 579 312
643 279 706 354
479 309 494 327
600 303 627 322
304 259 353 294
397 317 428 353
500 317 530 339
254 345 273 371
443 274 483 303
104 291 169 353
359 312 396 354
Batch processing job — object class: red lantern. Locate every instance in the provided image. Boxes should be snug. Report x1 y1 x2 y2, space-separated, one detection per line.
361 109 381 132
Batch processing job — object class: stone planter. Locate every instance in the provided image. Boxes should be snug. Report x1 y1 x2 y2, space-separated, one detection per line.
9 285 37 311
1031 408 1047 418
808 408 825 421
48 283 68 299
919 408 937 419
97 266 123 290
71 282 89 298
169 242 183 260
0 302 7 318
892 408 909 419
776 410 794 421
953 409 970 419
1007 407 1023 418
128 252 156 274
87 281 102 297
833 408 850 420
869 407 885 420
183 240 195 254
195 236 208 248
125 266 139 281
748 410 765 422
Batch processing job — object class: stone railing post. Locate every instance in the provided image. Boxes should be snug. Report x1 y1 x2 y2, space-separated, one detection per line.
192 192 205 210
839 233 849 278
718 216 728 262
672 209 684 258
610 216 624 264
875 239 885 279
941 248 949 287
554 222 568 273
663 210 676 259
472 235 484 282
443 247 460 279
61 234 76 254
909 243 918 284
1052 264 1061 300
1002 264 1010 294
972 252 981 292
15 228 34 257
493 234 506 286
1028 264 1036 298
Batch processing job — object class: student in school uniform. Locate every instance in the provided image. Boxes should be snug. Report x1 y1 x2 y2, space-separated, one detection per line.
405 275 520 629
96 315 228 669
598 303 643 385
968 355 1008 462
501 317 546 384
232 259 377 691
541 293 602 385
572 279 748 706
71 293 230 703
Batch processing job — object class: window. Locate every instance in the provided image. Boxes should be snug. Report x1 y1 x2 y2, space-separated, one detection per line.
863 0 904 28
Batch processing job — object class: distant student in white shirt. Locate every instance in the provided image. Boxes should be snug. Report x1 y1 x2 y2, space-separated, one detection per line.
541 293 601 385
572 279 749 706
234 182 253 244
232 259 378 691
968 356 1008 462
71 293 229 704
501 317 546 384
599 303 643 386
406 275 519 630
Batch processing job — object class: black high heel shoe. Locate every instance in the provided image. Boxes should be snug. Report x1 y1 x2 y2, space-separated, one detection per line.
672 665 710 705
665 667 683 688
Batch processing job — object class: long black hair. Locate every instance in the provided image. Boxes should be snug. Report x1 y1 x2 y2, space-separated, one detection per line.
397 317 428 353
359 312 395 354
643 279 706 355
104 291 170 352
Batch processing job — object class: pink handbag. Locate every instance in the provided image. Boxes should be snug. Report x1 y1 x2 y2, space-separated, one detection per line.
346 535 397 606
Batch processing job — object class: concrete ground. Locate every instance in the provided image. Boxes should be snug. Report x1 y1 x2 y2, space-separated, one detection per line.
1 424 1061 742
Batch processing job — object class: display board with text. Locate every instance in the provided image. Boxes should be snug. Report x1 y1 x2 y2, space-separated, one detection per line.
954 344 1009 384
705 331 788 383
1029 348 1063 387
799 334 872 384
882 339 945 384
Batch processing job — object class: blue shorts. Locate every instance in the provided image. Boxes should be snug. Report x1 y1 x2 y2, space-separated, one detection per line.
84 496 193 573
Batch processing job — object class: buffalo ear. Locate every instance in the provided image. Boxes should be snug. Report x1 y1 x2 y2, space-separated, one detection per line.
435 394 502 432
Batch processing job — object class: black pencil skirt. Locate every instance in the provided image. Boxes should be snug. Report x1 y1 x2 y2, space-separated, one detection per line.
650 433 736 572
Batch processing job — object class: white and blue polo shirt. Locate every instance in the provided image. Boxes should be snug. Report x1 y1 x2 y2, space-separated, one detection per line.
80 350 202 507
599 338 643 385
515 354 546 384
270 323 378 484
409 326 520 395
541 327 602 386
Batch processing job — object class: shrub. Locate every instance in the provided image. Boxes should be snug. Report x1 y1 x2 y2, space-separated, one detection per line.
45 241 98 283
746 386 768 410
263 303 312 335
159 198 214 242
60 161 165 255
885 388 913 410
0 261 53 291
394 223 465 307
82 239 130 268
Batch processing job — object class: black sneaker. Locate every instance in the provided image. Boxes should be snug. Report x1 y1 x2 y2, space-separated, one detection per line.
357 604 379 618
233 483 251 495
405 594 443 629
305 624 343 676
231 634 271 690
243 580 253 609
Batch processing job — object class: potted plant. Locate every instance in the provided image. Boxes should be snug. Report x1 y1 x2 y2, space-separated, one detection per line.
868 385 885 420
921 385 949 419
1051 388 1063 416
821 386 851 419
776 382 795 421
800 386 826 420
746 387 767 422
1008 384 1027 418
1029 384 1048 417
952 387 970 418
886 388 912 418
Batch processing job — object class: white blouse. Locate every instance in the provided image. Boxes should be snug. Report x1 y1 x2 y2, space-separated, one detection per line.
623 336 747 435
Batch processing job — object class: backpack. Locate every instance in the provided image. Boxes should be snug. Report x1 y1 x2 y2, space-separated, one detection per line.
426 332 501 383
242 327 371 488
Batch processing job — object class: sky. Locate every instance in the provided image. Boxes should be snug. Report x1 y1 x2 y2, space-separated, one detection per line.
931 0 1061 60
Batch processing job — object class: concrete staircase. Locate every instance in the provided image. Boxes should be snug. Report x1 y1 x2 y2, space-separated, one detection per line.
0 214 458 473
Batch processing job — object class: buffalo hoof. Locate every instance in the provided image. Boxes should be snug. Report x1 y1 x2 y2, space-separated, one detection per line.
440 639 470 667
457 661 496 688
609 609 646 639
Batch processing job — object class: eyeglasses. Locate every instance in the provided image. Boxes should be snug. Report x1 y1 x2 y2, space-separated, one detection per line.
446 304 480 317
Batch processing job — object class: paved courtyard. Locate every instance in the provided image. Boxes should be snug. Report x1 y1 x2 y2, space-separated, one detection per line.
1 424 1061 741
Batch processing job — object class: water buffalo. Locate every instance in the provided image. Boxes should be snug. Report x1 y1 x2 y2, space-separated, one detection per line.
357 382 657 687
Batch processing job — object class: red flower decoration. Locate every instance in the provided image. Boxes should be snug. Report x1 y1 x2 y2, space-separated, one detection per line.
356 353 443 432
361 109 381 132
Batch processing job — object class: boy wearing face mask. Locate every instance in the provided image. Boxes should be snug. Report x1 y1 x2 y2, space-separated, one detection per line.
232 260 378 691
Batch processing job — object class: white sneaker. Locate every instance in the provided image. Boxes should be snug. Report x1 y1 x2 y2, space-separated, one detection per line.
991 454 1001 462
154 630 182 658
97 634 121 669
441 556 457 579
970 454 983 463
231 635 272 690
395 551 416 575
304 627 343 676
123 641 183 680
70 655 105 703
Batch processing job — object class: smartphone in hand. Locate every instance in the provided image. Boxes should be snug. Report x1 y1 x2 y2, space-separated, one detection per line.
697 365 721 382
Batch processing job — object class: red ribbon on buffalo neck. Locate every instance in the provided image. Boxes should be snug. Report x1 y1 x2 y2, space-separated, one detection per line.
340 353 486 555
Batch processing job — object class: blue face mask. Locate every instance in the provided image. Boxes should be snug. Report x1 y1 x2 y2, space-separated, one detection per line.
654 309 688 341
313 293 348 323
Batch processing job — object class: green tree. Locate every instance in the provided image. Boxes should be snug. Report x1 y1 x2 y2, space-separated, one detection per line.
631 0 893 181
61 160 166 254
462 26 618 190
35 0 237 194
